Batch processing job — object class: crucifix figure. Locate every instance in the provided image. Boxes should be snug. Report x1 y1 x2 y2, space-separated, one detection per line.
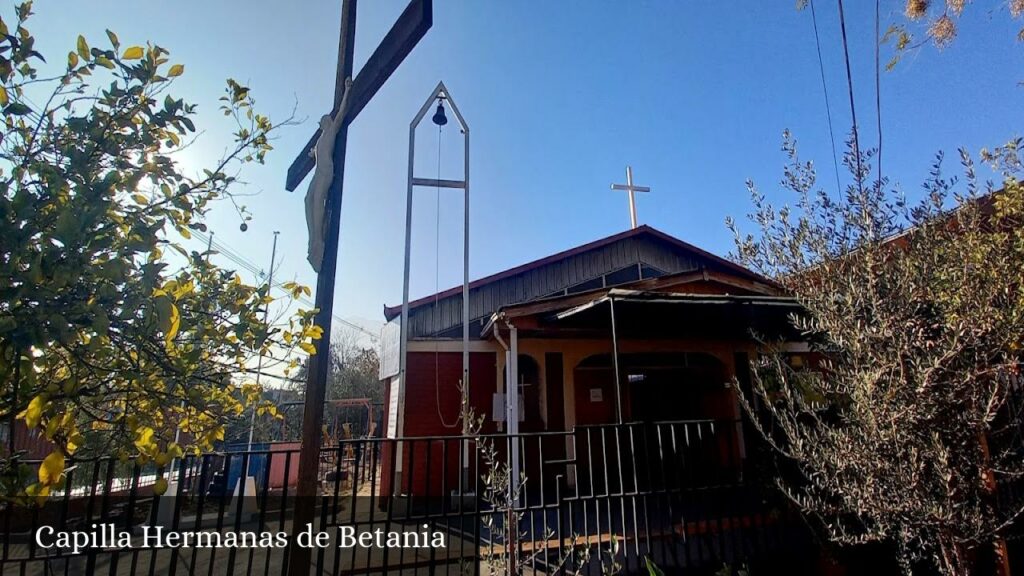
610 165 650 229
282 1 431 574
303 77 350 272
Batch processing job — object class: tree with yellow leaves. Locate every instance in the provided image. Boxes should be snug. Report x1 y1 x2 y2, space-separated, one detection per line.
0 3 319 501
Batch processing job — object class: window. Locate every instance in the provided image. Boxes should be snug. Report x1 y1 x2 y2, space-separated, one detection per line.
604 265 640 286
566 277 604 294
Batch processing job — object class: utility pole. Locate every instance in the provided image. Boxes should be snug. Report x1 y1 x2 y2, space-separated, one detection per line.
246 231 279 464
171 232 215 478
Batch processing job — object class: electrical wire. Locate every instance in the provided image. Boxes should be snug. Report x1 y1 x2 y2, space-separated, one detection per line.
836 0 865 194
809 0 844 195
190 229 378 341
875 0 883 190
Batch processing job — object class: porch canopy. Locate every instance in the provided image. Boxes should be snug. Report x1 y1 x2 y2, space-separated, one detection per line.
483 288 804 341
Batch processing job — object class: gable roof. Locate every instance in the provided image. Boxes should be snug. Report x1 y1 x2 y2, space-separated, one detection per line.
383 225 774 322
479 267 785 336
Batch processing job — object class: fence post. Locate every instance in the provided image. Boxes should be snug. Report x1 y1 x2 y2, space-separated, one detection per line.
507 507 518 576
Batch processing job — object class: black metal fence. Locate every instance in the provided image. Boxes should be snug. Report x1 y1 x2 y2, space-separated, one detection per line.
1 419 812 575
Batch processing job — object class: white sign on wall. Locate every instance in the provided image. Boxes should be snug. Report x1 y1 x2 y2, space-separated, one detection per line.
491 393 525 422
386 376 401 438
379 319 400 380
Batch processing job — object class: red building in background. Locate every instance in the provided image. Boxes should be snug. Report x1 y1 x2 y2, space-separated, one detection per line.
377 225 803 498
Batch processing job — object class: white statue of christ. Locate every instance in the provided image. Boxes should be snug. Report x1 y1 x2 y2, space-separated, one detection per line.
304 77 352 272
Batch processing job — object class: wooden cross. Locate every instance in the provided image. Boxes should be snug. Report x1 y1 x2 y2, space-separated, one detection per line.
610 165 650 230
285 0 432 192
283 2 431 574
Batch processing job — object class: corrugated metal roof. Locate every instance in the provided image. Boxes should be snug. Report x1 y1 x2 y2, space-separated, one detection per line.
388 225 776 339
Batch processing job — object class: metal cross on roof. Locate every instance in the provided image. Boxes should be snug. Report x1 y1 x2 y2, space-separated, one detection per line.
611 165 650 230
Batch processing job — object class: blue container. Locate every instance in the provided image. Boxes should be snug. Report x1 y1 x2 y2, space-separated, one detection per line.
224 442 268 492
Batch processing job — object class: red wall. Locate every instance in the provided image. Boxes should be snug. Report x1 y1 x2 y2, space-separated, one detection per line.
402 351 497 436
574 368 617 426
382 351 497 498
267 442 301 489
3 420 55 459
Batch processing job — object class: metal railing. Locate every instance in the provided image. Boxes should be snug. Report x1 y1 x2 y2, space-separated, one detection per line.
1 419 811 575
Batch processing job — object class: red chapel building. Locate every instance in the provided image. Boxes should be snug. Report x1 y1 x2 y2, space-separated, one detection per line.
376 225 802 498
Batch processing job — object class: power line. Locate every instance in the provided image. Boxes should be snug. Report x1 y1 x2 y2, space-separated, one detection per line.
836 0 865 194
809 0 843 195
189 229 379 342
875 0 883 190
195 228 376 339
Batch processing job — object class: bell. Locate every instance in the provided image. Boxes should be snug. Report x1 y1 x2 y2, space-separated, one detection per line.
431 101 448 126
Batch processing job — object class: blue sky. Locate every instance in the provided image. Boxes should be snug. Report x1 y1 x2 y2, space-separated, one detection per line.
27 1 1023 334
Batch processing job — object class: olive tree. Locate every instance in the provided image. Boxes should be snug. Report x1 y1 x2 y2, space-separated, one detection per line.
727 133 1024 574
885 0 1024 57
797 0 1024 68
0 3 319 499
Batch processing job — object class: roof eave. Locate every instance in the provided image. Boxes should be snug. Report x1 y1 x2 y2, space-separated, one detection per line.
383 224 781 319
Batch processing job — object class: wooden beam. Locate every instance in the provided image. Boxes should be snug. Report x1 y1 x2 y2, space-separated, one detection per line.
285 0 433 191
285 2 358 574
